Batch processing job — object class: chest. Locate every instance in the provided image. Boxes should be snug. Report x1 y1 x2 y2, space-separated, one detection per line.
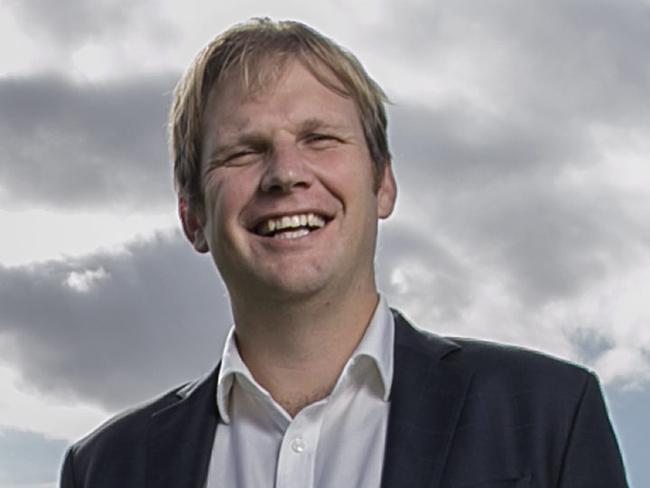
206 378 390 488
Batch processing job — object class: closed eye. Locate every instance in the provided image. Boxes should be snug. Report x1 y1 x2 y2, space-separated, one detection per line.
223 148 262 166
304 133 343 148
227 150 253 161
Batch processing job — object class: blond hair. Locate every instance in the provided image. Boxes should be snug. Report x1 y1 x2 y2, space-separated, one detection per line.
169 18 390 206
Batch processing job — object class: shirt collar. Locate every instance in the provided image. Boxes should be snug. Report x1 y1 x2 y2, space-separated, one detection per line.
216 295 395 423
216 326 253 424
347 294 394 402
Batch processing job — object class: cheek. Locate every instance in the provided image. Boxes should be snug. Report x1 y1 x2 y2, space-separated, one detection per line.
313 151 371 193
203 175 256 235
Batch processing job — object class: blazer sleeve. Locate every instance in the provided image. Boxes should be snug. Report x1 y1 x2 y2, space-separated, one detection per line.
558 372 628 487
60 447 78 488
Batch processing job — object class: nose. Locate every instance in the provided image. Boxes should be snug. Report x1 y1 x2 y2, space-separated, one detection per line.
260 142 313 193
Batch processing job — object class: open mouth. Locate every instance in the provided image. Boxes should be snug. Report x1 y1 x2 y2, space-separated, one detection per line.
253 213 328 240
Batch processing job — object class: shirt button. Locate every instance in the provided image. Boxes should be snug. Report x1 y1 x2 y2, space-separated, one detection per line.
291 437 305 453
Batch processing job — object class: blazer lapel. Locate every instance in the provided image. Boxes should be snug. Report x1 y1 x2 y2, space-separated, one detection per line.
147 366 220 488
381 311 473 488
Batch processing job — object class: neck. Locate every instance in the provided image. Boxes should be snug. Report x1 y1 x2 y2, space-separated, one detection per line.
229 284 380 417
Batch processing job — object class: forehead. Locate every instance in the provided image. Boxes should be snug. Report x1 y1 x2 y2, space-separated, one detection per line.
202 59 358 132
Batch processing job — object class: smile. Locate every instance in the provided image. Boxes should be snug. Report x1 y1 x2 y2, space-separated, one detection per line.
254 213 327 239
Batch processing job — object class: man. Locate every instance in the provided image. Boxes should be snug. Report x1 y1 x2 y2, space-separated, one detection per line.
60 18 628 488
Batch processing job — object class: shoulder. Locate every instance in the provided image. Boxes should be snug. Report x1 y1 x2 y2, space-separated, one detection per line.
389 310 627 486
392 308 595 396
450 335 591 379
392 309 603 434
447 336 595 400
71 383 184 451
62 371 215 485
65 383 187 469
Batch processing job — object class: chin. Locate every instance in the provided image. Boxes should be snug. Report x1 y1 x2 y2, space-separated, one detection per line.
237 269 334 303
264 276 329 300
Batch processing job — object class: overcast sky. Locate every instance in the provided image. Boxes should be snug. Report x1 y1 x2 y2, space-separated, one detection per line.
1 0 648 486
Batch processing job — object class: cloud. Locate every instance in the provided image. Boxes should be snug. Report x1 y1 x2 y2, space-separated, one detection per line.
0 363 108 442
6 0 168 49
376 221 474 324
374 5 650 388
378 90 650 387
1 0 649 418
0 232 231 410
389 99 649 299
376 0 650 122
372 0 650 328
377 31 650 380
2 217 647 420
0 428 66 486
0 73 178 210
377 216 650 391
1 1 648 486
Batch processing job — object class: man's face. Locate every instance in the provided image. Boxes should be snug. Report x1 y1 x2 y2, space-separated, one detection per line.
182 60 396 302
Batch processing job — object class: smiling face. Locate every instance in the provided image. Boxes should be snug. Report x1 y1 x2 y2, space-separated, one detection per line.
181 60 396 305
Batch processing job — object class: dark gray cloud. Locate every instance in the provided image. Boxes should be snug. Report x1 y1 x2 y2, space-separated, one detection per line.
0 232 231 410
377 0 650 124
0 428 67 485
373 0 650 315
0 221 469 412
389 102 647 308
0 73 179 210
480 0 650 123
0 215 644 415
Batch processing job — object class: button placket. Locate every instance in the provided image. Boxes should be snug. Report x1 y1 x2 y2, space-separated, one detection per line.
274 403 325 488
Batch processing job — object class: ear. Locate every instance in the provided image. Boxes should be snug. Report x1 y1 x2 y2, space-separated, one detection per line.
179 197 209 253
377 163 397 219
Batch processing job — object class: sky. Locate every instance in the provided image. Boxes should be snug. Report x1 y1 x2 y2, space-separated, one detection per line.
0 0 648 486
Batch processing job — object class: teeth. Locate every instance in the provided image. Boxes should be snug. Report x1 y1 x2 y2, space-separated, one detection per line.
307 214 325 228
276 228 310 240
257 213 327 236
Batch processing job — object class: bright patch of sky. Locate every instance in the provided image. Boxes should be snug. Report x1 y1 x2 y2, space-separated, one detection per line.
0 364 109 442
0 8 42 76
0 209 176 267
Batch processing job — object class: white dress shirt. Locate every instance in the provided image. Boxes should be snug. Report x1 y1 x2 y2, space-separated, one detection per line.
205 296 395 488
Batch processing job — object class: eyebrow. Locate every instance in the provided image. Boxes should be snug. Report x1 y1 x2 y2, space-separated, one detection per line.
299 117 349 134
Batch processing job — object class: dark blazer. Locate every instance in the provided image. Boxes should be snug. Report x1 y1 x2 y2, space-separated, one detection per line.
60 310 628 487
